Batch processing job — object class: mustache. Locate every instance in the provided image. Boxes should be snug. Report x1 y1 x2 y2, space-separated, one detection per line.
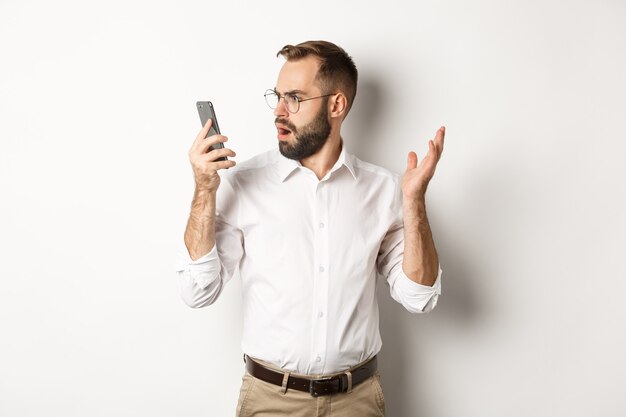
275 118 297 133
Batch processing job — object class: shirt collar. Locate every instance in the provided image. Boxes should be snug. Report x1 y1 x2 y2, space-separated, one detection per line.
276 141 357 182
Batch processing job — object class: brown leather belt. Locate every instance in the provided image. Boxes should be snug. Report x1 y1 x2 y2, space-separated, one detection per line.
244 354 377 397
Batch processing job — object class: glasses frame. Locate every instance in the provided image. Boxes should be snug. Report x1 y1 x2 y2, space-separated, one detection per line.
264 89 335 114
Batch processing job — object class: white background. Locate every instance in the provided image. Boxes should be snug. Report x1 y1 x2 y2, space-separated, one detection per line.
1 0 625 416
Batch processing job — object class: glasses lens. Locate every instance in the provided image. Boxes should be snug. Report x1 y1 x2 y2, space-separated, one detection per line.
264 90 278 109
285 95 299 113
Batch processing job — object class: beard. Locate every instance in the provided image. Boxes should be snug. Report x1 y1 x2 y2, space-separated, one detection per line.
276 102 331 160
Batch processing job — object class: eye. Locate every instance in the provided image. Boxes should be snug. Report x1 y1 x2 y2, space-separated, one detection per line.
286 93 300 103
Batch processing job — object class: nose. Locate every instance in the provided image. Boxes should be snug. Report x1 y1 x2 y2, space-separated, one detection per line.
273 96 289 118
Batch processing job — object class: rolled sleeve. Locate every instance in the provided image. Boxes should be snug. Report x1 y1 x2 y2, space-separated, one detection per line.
176 243 225 308
389 266 442 313
176 244 221 290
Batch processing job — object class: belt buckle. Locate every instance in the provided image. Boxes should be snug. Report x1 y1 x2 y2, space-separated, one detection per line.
309 377 341 397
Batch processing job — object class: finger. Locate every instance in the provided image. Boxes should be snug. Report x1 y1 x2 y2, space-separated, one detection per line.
197 135 229 154
420 141 437 170
203 147 237 162
212 159 237 170
195 153 237 169
423 140 442 175
435 126 445 158
406 151 418 171
191 119 214 151
428 140 436 159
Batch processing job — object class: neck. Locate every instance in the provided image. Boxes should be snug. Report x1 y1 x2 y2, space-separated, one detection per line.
300 130 343 180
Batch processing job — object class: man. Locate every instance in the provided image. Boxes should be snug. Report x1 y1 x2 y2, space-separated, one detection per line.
177 40 445 417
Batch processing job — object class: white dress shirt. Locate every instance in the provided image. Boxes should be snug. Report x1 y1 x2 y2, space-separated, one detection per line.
176 143 442 375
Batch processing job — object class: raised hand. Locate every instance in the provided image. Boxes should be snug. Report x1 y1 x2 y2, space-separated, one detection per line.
188 118 237 193
401 126 445 201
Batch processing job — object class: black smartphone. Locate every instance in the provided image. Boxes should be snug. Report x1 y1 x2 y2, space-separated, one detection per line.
196 101 227 161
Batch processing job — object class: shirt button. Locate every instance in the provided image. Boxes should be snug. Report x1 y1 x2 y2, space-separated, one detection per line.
319 266 325 272
318 311 324 318
319 222 325 229
316 356 322 363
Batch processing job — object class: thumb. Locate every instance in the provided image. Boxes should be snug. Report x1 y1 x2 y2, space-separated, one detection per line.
406 152 418 171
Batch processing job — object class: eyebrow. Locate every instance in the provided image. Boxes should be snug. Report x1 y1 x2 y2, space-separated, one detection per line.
275 88 306 95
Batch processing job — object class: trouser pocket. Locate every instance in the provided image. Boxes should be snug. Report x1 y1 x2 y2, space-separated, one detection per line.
236 372 256 417
372 372 386 416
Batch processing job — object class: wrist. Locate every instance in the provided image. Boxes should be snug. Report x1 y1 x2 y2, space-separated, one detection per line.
194 181 219 195
191 186 217 214
403 196 429 226
403 195 426 210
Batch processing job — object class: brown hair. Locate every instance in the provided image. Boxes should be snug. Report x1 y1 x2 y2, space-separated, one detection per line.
277 40 358 116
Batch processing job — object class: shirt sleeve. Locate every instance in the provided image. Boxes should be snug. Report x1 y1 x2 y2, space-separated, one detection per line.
388 266 442 313
175 173 244 308
376 182 442 314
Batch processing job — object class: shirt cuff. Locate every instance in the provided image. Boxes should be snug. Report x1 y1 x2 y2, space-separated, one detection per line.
176 244 221 290
394 266 442 312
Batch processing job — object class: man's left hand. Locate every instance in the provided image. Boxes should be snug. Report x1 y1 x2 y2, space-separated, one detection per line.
401 126 445 201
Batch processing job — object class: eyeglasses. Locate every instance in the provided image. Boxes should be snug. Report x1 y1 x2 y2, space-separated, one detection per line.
264 89 334 114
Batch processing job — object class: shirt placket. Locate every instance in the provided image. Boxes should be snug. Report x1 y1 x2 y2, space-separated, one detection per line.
310 180 329 374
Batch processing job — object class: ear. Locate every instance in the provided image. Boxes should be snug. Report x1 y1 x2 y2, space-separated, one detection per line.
328 92 348 119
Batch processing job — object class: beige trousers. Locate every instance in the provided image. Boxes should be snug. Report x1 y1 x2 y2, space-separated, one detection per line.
235 367 386 417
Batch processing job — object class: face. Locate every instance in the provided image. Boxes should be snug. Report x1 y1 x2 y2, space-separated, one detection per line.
276 99 331 160
273 56 332 160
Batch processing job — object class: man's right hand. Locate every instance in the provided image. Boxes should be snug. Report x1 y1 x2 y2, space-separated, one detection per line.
188 118 237 193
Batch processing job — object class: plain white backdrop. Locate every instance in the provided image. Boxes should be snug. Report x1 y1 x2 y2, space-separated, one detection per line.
1 0 625 416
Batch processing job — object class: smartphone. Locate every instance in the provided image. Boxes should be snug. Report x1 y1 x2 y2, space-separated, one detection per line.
196 101 227 161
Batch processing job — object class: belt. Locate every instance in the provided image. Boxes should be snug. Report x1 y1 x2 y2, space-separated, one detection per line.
244 354 377 397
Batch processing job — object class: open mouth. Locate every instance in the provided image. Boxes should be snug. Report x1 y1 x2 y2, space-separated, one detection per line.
276 124 293 140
